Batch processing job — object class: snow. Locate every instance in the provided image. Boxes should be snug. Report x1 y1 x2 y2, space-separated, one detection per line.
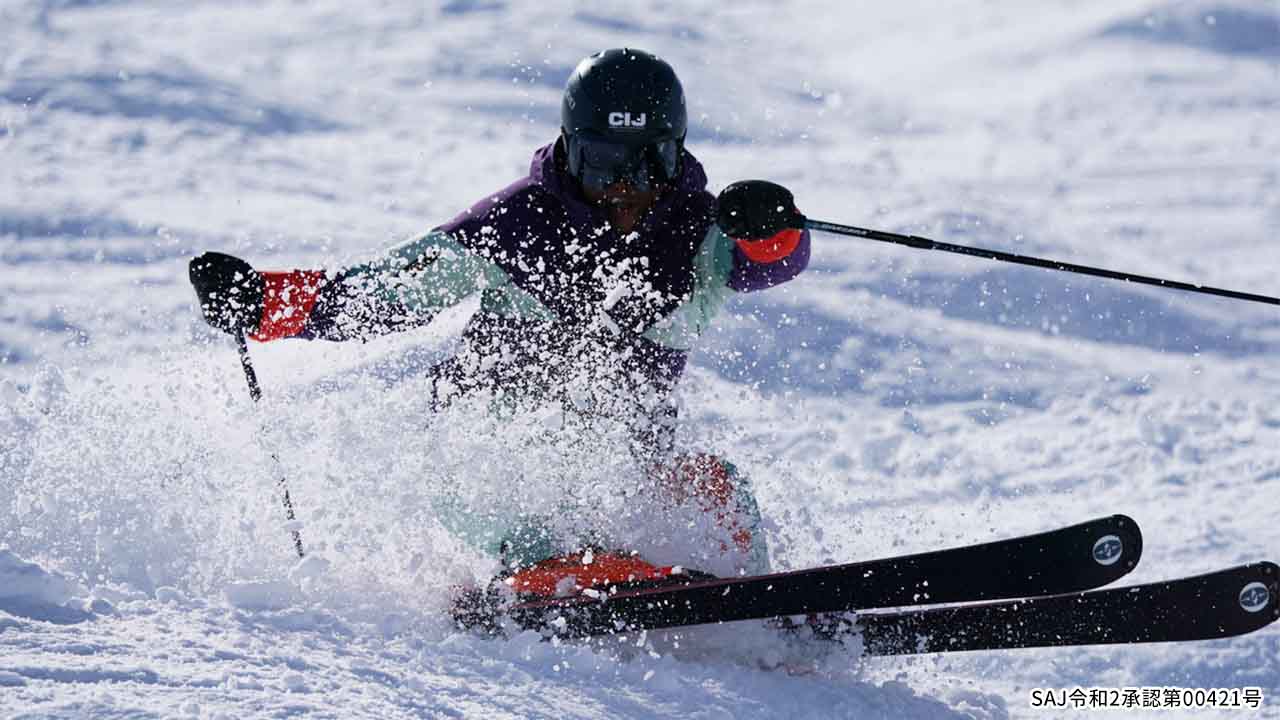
2 0 1278 717
0 549 87 623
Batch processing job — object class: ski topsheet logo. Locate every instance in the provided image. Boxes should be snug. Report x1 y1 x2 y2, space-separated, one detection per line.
1239 582 1270 613
609 111 646 129
1092 535 1123 566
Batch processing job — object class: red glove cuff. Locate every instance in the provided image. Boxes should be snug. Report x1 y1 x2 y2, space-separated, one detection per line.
734 227 803 264
251 270 327 342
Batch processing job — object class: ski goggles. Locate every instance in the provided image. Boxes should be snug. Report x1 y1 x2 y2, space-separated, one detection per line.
566 134 681 194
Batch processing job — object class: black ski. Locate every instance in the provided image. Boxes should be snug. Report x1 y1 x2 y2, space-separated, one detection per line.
457 514 1142 637
855 561 1279 654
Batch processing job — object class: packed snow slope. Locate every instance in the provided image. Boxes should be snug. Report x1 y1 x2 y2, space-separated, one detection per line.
2 0 1279 717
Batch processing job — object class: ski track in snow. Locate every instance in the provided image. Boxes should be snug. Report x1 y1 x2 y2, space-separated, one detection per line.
2 0 1279 717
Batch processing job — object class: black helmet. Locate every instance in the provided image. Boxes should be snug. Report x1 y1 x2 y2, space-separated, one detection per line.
561 48 687 193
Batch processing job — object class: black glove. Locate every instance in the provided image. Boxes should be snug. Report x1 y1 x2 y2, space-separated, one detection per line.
189 251 264 336
716 180 806 240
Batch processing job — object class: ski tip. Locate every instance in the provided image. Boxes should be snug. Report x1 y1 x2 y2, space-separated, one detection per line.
1087 513 1140 537
1108 513 1138 528
1245 561 1279 622
1223 561 1280 636
1115 514 1142 562
1088 515 1143 575
1105 514 1140 539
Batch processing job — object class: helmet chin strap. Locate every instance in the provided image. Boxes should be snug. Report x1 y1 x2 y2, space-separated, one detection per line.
605 195 645 209
596 178 664 206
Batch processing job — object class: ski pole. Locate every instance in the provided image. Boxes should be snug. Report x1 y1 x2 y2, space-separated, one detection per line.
236 331 305 558
236 331 263 401
803 218 1279 307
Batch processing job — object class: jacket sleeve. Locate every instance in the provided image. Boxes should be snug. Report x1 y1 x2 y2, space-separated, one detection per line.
640 223 811 351
635 224 788 351
251 230 511 343
726 227 811 292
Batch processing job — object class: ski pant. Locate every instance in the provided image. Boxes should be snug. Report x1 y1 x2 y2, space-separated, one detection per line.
493 453 769 575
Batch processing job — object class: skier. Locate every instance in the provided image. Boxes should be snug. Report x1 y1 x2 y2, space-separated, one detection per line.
189 48 809 592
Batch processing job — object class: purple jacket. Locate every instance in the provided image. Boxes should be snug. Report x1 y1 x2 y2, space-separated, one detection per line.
303 139 809 400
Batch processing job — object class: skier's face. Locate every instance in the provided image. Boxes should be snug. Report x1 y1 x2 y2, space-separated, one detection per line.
584 179 659 235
